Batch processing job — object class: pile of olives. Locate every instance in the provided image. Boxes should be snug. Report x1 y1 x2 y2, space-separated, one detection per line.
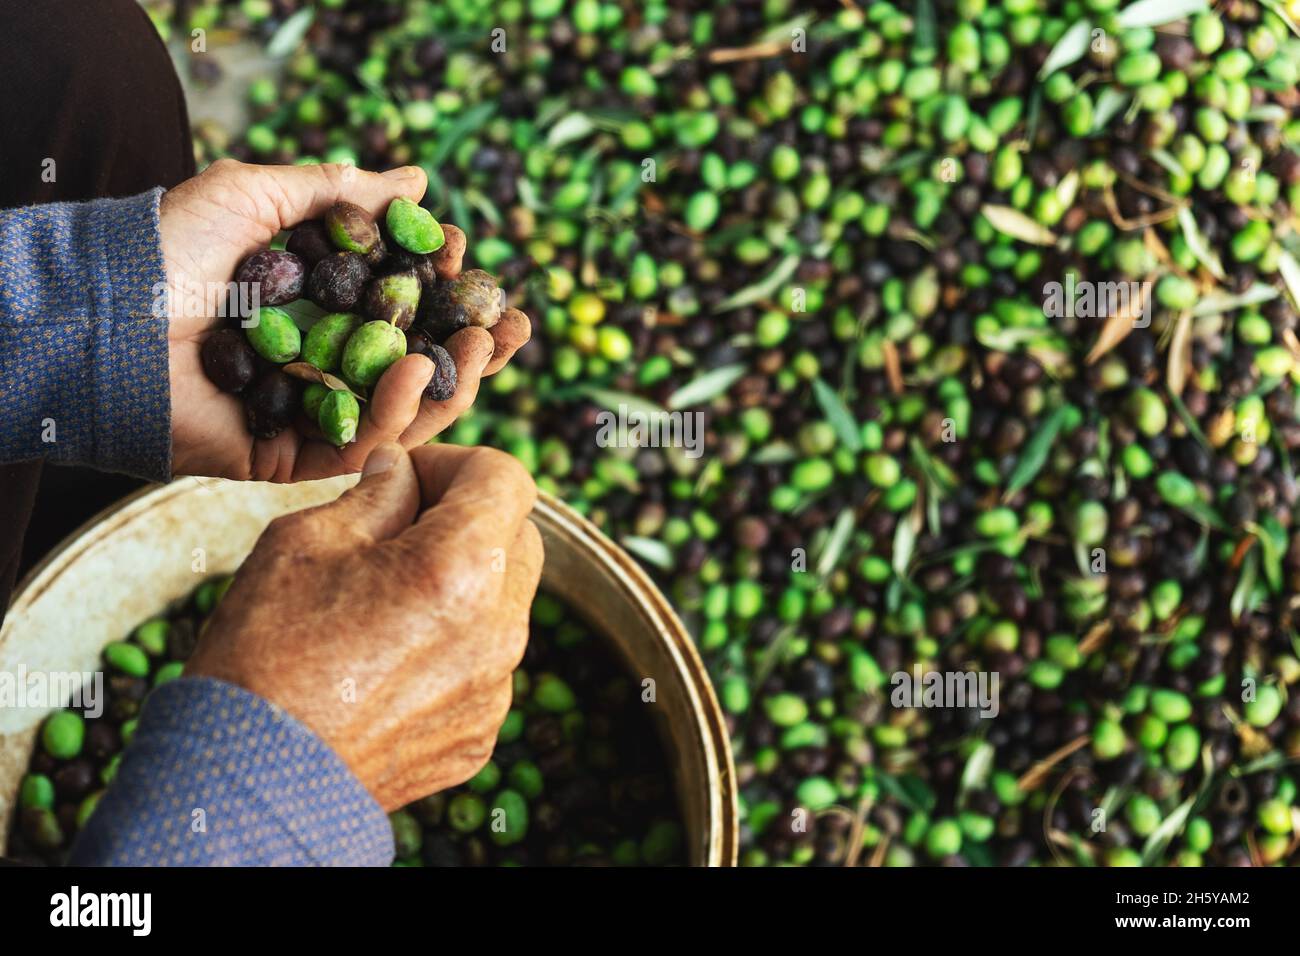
200 197 504 445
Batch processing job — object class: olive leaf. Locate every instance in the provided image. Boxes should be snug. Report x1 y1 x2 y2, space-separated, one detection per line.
546 113 598 150
1244 519 1286 594
1176 207 1226 281
1245 104 1289 123
1191 284 1280 317
959 739 995 795
815 508 856 581
1116 0 1209 29
666 363 747 410
891 502 921 579
757 13 814 45
1149 149 1186 179
281 362 366 401
1259 0 1300 37
1003 405 1069 500
1054 170 1080 212
749 441 798 465
619 536 675 571
712 253 801 313
875 772 937 815
1039 19 1093 79
1177 497 1229 532
266 8 315 57
1230 547 1261 623
912 0 937 62
909 438 958 494
577 386 669 422
1277 250 1300 313
1090 88 1130 134
429 103 496 169
980 204 1059 246
961 842 996 867
277 298 329 332
1138 793 1197 867
1167 387 1210 450
868 149 930 175
811 377 862 453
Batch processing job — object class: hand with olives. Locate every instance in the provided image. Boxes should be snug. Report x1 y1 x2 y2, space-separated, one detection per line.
159 159 531 481
184 442 543 810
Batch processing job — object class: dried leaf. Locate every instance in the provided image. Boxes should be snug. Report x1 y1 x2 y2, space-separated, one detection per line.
1166 310 1193 396
1039 19 1093 78
281 362 366 400
881 339 904 395
1016 735 1091 792
980 204 1059 246
1084 280 1150 364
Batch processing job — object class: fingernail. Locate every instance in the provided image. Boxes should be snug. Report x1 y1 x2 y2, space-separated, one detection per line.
363 442 403 476
382 165 420 180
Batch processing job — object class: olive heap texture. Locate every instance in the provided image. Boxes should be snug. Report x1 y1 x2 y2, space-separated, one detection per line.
201 196 501 444
8 581 684 867
158 0 1300 867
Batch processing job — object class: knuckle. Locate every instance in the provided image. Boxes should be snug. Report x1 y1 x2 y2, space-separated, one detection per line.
209 157 241 175
259 510 320 551
435 559 491 609
471 447 537 504
519 518 544 561
319 162 349 188
461 740 495 776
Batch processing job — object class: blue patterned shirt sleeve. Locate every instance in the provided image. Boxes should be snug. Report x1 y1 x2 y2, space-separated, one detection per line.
0 189 172 481
69 677 395 867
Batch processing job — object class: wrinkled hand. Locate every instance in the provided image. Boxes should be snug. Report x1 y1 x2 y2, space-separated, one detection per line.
185 442 543 810
159 159 531 481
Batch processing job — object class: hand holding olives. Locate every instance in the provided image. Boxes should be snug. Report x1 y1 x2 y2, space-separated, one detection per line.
159 158 532 481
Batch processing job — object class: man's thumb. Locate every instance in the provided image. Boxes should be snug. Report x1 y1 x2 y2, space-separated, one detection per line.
248 161 428 229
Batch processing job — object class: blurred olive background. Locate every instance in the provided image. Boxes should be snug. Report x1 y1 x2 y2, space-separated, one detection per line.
125 0 1300 867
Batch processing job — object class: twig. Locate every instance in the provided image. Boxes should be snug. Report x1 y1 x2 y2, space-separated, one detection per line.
1017 734 1091 793
707 42 786 63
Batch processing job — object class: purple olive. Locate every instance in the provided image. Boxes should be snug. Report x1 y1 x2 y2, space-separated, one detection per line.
235 250 306 306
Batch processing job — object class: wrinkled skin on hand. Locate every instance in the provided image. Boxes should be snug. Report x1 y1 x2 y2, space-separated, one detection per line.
159 159 533 482
186 443 544 809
